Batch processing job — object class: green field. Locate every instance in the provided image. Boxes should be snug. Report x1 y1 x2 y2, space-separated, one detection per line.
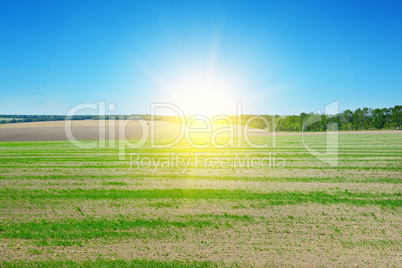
0 133 401 267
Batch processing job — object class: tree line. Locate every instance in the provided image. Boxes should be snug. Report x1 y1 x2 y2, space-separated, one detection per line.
0 114 176 124
1 105 400 131
242 105 401 131
0 115 94 124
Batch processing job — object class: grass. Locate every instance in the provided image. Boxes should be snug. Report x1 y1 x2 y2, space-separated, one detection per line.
1 174 401 183
0 133 401 266
0 259 226 268
0 188 400 206
0 217 212 245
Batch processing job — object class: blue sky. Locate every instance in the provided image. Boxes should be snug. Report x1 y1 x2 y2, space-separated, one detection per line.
0 0 401 115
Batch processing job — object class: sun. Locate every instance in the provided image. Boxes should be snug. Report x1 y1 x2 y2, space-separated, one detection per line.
137 33 246 116
165 72 238 116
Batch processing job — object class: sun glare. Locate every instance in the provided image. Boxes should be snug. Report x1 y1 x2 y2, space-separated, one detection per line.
139 32 245 116
165 72 238 116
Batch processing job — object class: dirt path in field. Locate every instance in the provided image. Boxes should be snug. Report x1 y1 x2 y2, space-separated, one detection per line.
0 120 400 141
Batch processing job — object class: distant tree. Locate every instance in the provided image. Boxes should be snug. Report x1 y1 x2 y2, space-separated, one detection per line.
390 105 401 129
342 110 353 130
353 108 365 130
320 115 327 131
372 109 384 129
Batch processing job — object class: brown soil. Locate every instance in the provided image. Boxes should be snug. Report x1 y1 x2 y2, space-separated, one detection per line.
1 120 400 141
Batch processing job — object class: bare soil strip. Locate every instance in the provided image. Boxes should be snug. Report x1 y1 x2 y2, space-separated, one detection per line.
1 120 400 141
